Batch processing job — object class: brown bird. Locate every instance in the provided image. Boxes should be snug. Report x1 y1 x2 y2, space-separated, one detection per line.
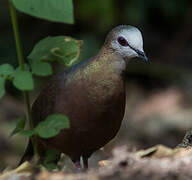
20 25 148 169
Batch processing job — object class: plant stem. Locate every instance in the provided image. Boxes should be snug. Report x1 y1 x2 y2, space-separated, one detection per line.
9 0 38 161
9 1 24 70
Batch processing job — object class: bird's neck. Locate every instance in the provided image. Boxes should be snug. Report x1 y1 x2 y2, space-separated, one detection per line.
66 47 126 87
93 46 126 75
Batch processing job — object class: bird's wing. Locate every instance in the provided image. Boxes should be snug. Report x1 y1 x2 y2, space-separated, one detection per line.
31 70 69 126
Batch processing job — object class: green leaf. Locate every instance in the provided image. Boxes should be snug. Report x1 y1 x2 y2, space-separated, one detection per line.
19 130 35 137
0 77 5 99
28 36 82 67
13 70 34 90
44 149 60 163
43 162 58 171
31 61 52 76
35 113 70 139
0 64 14 76
10 116 26 137
43 149 60 170
43 149 61 170
12 0 74 24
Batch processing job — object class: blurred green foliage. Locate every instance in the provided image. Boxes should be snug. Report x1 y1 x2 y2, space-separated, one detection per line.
124 0 189 24
2 1 74 168
76 0 117 30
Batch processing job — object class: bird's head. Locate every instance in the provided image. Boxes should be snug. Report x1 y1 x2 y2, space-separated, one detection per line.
105 25 149 64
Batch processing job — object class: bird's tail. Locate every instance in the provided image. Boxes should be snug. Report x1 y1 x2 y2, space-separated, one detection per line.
18 139 34 165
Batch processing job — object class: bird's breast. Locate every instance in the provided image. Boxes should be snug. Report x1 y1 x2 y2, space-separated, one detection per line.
83 68 124 103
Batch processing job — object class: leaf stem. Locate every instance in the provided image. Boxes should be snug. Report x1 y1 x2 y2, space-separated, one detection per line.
9 0 38 162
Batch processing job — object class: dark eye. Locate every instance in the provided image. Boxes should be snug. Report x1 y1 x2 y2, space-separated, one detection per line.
117 36 128 46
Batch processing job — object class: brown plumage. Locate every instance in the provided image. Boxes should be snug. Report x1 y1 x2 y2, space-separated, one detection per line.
20 25 148 169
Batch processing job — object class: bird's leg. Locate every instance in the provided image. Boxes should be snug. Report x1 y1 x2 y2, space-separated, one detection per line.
82 156 88 170
72 157 82 171
74 161 82 170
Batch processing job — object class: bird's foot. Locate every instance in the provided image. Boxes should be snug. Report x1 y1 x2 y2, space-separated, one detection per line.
74 161 83 172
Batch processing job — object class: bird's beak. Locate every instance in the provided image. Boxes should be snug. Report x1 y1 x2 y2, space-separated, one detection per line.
135 50 149 64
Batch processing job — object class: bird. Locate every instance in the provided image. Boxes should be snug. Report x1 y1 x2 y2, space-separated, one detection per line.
20 25 148 170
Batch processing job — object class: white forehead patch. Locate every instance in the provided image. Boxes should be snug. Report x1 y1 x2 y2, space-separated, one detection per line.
119 27 143 51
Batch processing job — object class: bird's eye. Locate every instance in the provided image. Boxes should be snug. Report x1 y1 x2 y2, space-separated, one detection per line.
117 36 128 46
